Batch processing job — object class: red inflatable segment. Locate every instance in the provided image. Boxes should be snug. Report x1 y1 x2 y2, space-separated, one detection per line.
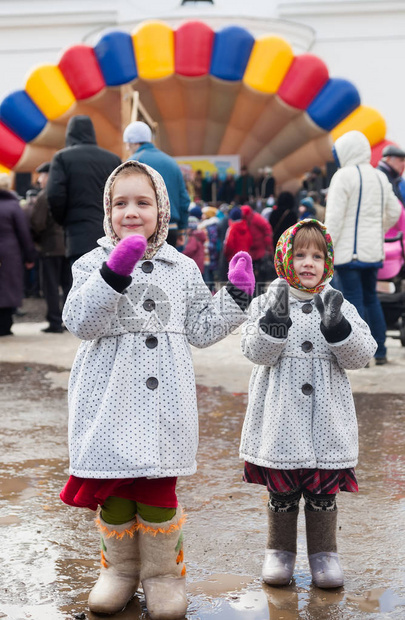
0 121 25 169
175 21 214 77
278 54 329 110
58 44 105 100
370 139 396 167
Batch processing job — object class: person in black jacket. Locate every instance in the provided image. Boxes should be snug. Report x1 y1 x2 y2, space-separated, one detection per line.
377 144 405 205
47 115 121 264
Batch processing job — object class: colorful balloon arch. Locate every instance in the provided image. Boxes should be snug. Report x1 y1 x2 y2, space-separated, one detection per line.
0 19 390 186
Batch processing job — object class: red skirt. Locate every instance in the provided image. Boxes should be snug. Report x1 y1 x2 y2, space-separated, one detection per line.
243 462 358 494
60 475 178 511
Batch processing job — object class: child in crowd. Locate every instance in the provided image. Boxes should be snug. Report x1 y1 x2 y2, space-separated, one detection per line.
182 215 206 273
60 160 255 619
224 206 253 262
239 219 376 588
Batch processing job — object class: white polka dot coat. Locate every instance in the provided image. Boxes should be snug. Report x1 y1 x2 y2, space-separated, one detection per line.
62 238 246 479
239 284 377 470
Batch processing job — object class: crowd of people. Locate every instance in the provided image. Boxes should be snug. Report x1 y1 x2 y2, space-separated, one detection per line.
0 116 332 337
1 115 405 619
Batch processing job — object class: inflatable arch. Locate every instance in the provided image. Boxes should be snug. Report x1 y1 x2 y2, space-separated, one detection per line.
0 19 390 187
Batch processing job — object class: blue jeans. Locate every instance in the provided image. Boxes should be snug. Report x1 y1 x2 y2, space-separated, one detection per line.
336 266 386 358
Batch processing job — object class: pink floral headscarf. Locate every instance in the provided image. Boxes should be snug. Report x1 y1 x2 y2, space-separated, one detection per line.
274 218 334 294
103 160 170 259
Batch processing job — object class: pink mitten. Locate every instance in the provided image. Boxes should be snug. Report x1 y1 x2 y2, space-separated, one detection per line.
107 235 148 276
228 251 255 296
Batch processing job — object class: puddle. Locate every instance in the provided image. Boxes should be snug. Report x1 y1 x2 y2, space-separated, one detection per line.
0 363 404 618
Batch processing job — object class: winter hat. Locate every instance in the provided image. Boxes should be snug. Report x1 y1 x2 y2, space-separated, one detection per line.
187 216 200 230
299 196 316 215
229 206 242 221
274 218 334 294
0 173 11 190
189 205 203 220
36 162 50 173
123 121 152 144
103 160 170 259
202 206 217 219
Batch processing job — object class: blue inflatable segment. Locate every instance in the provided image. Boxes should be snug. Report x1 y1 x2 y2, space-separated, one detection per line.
210 26 254 81
307 78 361 131
94 30 137 86
0 90 47 142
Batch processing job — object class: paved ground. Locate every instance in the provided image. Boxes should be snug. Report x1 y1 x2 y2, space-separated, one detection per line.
0 298 404 619
4 295 405 394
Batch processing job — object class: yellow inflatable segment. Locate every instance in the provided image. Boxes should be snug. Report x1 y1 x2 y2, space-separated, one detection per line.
0 164 10 174
25 65 75 120
243 36 293 93
331 105 386 147
132 21 174 80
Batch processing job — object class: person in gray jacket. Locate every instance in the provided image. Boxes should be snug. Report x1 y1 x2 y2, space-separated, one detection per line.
59 160 255 619
240 219 376 590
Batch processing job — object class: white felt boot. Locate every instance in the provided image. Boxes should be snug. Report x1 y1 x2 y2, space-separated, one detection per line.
305 508 344 588
138 507 187 620
88 516 140 614
262 508 299 586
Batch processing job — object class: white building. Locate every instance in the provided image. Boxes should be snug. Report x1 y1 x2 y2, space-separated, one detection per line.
0 0 404 182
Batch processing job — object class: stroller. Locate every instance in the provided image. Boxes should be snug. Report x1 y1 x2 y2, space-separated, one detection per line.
377 224 405 346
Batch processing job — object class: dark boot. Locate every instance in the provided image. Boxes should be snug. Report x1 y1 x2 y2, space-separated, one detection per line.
305 507 344 588
262 507 299 586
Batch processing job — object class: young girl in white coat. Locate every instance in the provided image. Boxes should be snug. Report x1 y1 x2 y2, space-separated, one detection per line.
240 219 376 589
60 160 255 619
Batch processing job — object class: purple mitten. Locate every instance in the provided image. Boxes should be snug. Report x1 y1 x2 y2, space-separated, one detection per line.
107 235 148 276
228 251 255 296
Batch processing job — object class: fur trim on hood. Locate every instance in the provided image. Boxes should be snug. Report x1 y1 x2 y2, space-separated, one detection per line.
103 160 170 259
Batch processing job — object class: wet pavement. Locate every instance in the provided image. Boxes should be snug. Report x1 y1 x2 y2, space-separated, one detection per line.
0 308 404 619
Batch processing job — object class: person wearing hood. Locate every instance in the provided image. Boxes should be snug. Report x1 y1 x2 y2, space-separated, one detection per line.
325 130 401 365
47 115 122 264
224 206 253 262
240 219 376 590
241 204 273 294
59 160 255 619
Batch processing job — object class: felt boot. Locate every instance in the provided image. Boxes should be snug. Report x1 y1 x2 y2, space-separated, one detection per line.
305 507 344 588
138 506 187 620
262 507 299 586
88 516 140 614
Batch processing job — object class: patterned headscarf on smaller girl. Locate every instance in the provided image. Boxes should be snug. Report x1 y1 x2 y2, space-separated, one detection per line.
103 160 170 259
274 218 334 294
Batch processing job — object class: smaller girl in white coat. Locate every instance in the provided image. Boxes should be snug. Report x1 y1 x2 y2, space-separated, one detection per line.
60 160 255 619
240 219 376 589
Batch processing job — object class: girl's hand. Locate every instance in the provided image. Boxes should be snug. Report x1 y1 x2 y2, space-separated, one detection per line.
260 280 292 338
314 289 343 328
106 235 148 276
228 251 255 296
314 289 351 342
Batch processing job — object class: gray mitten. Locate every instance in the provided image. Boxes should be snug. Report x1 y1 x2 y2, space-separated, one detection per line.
260 280 292 338
314 289 351 343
